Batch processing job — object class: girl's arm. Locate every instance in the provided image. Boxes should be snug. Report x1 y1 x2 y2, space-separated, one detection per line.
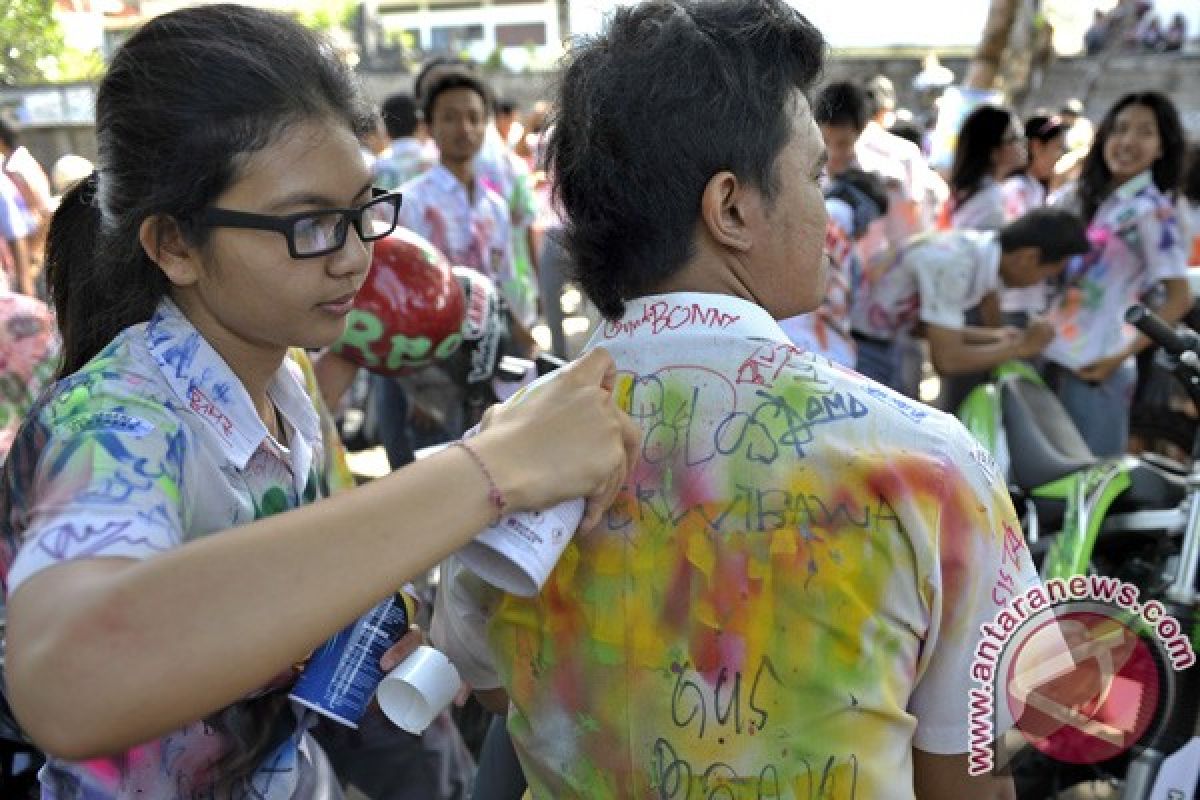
6 348 638 760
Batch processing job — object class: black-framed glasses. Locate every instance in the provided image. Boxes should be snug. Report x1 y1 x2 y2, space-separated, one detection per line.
191 188 403 259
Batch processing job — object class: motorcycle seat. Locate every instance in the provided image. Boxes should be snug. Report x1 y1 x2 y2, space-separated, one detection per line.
1111 460 1188 511
1000 374 1099 490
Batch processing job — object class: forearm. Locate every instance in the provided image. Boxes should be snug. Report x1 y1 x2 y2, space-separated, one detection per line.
934 342 1017 375
960 325 1010 345
1120 278 1193 360
7 441 503 759
913 750 1015 800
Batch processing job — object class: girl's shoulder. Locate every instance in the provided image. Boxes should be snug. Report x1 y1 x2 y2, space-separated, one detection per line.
1107 177 1176 228
37 333 185 434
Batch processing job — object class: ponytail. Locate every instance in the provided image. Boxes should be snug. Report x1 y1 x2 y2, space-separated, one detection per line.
44 172 169 379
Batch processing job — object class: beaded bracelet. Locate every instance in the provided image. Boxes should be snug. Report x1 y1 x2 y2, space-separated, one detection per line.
452 440 507 524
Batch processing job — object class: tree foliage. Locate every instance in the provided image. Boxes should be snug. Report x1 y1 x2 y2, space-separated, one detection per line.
0 0 66 86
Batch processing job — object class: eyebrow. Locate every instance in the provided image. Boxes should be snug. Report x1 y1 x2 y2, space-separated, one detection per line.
263 179 374 213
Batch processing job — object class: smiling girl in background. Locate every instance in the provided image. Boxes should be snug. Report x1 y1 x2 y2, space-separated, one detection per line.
1045 91 1192 456
0 5 636 798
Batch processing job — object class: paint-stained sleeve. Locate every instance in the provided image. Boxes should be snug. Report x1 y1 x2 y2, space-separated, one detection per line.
430 554 504 690
907 425 1040 753
3 392 187 597
1134 194 1188 287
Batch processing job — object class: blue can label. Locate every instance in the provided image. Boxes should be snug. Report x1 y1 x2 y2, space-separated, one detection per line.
289 592 413 727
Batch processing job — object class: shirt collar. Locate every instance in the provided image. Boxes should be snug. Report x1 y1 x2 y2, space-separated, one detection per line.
429 163 478 198
1114 170 1155 201
144 298 320 475
976 231 1003 284
587 292 790 347
389 137 423 154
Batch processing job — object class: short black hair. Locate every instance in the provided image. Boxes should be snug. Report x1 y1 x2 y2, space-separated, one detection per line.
888 121 924 149
421 69 493 125
998 208 1090 264
0 118 16 150
496 99 517 116
414 56 470 105
546 0 826 320
381 93 419 139
815 81 868 131
1023 113 1067 144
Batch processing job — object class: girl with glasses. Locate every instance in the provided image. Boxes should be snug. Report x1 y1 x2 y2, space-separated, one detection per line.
0 5 637 798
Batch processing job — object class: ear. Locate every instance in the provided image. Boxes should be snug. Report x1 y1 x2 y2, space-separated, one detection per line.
140 215 201 287
699 170 754 253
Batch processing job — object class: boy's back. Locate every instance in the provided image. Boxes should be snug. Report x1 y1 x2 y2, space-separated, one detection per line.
439 292 1037 798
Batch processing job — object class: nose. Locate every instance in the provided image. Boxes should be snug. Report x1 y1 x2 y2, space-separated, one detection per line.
328 225 372 279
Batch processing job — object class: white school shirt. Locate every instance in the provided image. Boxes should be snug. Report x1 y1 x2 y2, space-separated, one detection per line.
1 298 326 800
851 229 1003 340
398 164 514 285
1045 171 1190 369
434 291 1038 799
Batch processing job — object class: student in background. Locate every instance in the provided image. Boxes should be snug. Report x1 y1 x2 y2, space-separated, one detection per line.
1045 91 1192 456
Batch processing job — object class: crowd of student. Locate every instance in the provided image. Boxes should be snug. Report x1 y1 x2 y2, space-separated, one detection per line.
0 1 1199 799
1086 1 1191 55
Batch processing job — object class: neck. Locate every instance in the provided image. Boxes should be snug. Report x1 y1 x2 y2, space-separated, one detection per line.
170 292 285 431
652 250 757 310
443 158 476 198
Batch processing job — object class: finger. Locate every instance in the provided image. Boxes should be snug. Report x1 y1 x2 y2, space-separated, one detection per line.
581 464 623 532
621 414 642 475
567 347 617 389
380 626 424 671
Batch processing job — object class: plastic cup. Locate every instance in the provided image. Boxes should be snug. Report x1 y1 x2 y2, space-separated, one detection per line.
289 592 415 728
375 645 463 734
457 497 585 596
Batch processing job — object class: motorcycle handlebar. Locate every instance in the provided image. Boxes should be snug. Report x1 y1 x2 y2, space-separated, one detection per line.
1125 304 1200 356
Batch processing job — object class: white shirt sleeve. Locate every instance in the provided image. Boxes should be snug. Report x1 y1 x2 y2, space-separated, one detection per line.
907 426 1042 753
915 242 973 330
429 555 505 690
6 402 188 595
1136 197 1189 287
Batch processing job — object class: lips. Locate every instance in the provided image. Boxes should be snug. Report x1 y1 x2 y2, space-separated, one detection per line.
318 292 357 313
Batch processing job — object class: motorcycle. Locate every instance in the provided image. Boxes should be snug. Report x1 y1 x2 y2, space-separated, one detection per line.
956 305 1199 800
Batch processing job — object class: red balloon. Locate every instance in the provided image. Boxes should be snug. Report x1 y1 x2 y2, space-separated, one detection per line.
331 228 466 376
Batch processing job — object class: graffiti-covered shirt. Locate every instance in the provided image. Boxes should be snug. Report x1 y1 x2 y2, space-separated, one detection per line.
850 230 1001 341
0 291 59 462
1046 171 1189 370
951 179 1007 233
398 164 513 285
373 136 436 192
435 292 1037 799
0 298 327 799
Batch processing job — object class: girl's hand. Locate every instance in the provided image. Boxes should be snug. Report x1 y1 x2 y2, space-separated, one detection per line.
1076 352 1127 384
471 347 640 530
380 625 424 672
